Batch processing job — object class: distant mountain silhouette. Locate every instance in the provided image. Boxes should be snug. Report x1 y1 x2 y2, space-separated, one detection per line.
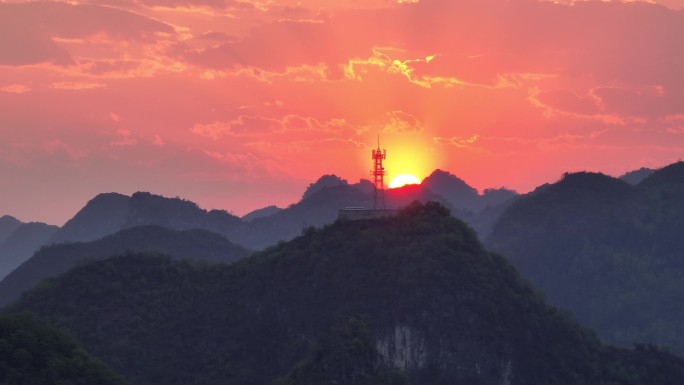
0 225 250 307
10 202 684 385
49 192 130 244
480 187 518 208
123 192 243 235
40 171 515 252
638 161 684 189
488 163 684 353
242 205 283 222
421 169 517 212
620 167 655 185
421 169 480 210
0 215 22 243
301 174 349 200
229 184 372 249
0 222 58 280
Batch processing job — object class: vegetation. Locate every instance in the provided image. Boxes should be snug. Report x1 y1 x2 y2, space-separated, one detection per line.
487 163 684 353
6 202 684 384
0 313 127 385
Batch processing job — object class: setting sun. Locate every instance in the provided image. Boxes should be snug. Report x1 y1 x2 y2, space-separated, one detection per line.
388 174 422 189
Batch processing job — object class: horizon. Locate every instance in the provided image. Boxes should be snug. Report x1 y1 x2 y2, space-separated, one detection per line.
2 0 683 225
2 162 666 226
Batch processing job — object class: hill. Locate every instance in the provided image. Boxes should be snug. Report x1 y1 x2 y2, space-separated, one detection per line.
0 312 127 385
49 193 130 244
0 225 251 307
620 167 655 185
8 202 684 385
421 170 517 212
487 164 684 352
0 215 22 243
242 205 283 222
0 222 59 280
123 192 243 234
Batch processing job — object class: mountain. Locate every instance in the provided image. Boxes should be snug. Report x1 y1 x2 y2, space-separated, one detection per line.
229 183 372 249
480 187 518 208
41 170 512 252
0 312 127 385
49 192 130 244
421 169 480 210
301 174 349 200
0 215 22 243
124 192 244 235
0 222 59 280
421 169 518 212
487 164 684 353
0 225 251 307
229 181 470 250
8 202 684 385
620 167 655 185
242 205 283 222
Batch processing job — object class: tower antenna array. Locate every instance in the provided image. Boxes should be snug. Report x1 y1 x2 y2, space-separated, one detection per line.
371 135 387 210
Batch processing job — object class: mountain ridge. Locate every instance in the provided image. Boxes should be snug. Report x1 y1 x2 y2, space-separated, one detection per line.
0 225 251 307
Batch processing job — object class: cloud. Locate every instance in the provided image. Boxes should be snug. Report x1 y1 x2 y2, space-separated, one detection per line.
433 134 479 148
49 82 107 91
535 89 600 116
0 84 32 94
383 111 424 133
0 2 175 66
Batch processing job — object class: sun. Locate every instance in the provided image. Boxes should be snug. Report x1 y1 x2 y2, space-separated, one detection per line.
388 173 421 189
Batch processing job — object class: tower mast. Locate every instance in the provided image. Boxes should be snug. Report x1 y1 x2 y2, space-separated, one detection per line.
371 135 387 210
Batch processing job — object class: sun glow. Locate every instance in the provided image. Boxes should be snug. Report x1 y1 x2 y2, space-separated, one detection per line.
388 173 421 188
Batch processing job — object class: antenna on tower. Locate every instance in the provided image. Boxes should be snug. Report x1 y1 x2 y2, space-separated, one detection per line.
371 135 387 210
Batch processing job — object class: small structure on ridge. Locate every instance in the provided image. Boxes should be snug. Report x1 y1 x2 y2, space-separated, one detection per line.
339 136 397 221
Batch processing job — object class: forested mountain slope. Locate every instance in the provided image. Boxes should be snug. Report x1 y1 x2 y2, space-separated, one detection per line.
9 202 684 385
488 163 684 352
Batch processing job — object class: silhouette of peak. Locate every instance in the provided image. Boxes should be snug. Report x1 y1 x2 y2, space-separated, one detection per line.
302 174 349 200
556 171 631 192
638 161 684 188
49 192 131 244
242 205 282 222
423 169 477 194
620 167 655 185
0 215 23 243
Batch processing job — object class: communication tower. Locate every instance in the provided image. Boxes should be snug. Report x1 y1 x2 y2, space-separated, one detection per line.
371 136 387 210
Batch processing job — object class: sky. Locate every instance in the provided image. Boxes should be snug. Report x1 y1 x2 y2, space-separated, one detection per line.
1 0 683 225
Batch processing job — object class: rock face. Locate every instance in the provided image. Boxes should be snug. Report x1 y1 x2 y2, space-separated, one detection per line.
376 325 427 371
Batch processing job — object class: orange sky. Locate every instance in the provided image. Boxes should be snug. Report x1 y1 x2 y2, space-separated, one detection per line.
1 0 683 224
